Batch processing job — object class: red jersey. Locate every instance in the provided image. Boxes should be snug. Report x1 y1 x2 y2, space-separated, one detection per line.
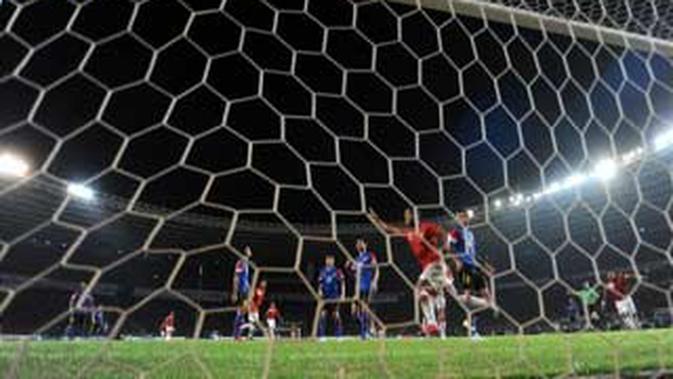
406 222 443 269
160 313 174 329
266 306 280 320
607 275 630 301
250 286 266 312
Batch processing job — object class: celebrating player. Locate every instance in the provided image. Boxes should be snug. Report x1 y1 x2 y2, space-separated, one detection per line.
346 239 379 339
369 208 454 337
447 210 495 310
159 311 175 340
318 255 345 339
266 302 280 340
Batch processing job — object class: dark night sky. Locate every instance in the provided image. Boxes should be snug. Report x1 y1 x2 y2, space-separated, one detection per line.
0 0 672 336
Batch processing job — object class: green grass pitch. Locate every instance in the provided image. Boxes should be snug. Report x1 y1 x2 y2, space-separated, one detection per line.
0 329 672 378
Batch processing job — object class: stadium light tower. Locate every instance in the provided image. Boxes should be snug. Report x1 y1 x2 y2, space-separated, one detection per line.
0 153 29 177
67 183 95 201
565 174 587 188
593 159 618 181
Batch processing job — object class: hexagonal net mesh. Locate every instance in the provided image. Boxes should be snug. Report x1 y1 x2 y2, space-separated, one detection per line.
471 0 673 42
0 0 672 377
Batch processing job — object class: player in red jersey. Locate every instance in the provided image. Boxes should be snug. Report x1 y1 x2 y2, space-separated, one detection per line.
369 208 456 337
159 311 175 340
266 302 280 339
245 280 267 339
604 271 639 329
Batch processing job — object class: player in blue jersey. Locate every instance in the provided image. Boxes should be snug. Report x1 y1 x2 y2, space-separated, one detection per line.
346 239 379 339
68 282 95 338
447 210 494 311
318 255 345 338
231 246 253 304
90 305 107 337
231 246 253 339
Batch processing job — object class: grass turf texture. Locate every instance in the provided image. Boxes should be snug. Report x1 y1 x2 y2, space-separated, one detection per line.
0 329 671 378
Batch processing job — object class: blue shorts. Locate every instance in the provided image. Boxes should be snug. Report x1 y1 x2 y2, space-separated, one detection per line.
235 288 249 305
359 288 372 302
322 294 341 315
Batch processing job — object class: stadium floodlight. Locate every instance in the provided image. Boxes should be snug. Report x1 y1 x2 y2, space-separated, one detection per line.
466 209 475 218
510 193 524 206
67 183 95 200
565 174 587 188
621 151 635 164
654 130 673 151
0 153 29 177
593 158 618 181
543 182 561 195
493 199 503 209
621 147 644 164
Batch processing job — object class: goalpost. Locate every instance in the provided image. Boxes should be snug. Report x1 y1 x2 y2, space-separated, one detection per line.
396 0 673 55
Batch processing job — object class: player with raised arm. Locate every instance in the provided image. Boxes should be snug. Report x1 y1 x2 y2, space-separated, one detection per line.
447 210 495 311
368 208 454 337
318 255 345 339
231 246 253 338
346 239 379 340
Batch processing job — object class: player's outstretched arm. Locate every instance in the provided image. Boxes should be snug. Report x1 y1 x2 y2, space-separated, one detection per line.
367 208 405 235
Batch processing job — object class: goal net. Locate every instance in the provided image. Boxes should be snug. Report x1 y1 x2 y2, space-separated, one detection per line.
472 0 673 41
0 0 672 377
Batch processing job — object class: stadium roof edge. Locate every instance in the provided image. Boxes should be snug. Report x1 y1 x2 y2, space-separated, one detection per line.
388 0 673 56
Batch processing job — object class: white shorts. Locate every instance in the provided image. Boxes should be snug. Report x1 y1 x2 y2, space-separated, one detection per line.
419 261 452 292
161 326 175 337
267 319 276 330
616 296 637 316
248 312 259 324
